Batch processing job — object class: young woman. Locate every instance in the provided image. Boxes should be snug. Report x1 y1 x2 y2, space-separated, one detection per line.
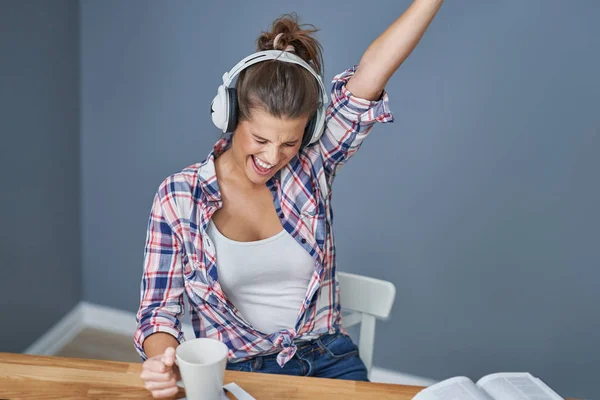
137 2 443 398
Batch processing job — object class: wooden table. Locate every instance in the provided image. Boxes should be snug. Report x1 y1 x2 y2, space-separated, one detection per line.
0 353 424 399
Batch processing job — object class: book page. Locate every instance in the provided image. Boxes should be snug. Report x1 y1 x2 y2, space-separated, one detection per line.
476 373 563 400
414 376 494 400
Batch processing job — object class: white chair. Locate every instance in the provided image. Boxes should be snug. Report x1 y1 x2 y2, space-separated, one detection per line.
338 271 396 376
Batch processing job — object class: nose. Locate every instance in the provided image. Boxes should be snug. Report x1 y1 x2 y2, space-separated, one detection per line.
264 145 281 166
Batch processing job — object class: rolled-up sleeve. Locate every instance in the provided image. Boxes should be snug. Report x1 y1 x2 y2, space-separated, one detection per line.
134 188 186 360
319 65 395 175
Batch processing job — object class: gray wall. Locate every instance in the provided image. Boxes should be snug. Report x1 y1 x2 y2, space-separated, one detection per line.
80 1 599 398
0 1 81 352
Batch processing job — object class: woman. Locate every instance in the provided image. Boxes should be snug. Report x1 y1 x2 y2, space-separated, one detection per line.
137 2 443 398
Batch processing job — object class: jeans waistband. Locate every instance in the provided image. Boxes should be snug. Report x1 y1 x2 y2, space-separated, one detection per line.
229 330 341 364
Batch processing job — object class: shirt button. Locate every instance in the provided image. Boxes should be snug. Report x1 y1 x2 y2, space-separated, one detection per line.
279 213 284 219
301 238 306 243
271 186 277 192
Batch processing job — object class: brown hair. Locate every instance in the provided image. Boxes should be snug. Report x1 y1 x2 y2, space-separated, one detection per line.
235 13 324 134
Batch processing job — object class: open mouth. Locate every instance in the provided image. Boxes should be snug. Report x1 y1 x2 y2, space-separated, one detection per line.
251 155 275 176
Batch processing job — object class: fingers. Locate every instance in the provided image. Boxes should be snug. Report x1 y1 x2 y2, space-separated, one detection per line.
162 347 176 367
141 349 180 398
144 377 178 391
140 369 176 382
144 357 170 373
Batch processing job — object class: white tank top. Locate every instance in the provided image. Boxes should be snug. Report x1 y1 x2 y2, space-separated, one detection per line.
206 220 315 334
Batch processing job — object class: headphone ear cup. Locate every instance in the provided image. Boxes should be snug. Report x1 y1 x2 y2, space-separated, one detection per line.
211 85 228 132
225 88 238 133
302 114 316 147
303 109 323 147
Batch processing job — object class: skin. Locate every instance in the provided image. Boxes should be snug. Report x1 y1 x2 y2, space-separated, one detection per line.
140 1 444 397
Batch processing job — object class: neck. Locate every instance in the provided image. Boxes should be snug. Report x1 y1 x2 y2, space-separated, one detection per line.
215 148 263 191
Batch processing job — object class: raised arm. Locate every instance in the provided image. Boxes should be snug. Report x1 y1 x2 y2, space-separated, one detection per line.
346 0 444 101
317 0 443 177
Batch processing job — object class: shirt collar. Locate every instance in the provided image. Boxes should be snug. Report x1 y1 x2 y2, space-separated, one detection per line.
197 135 231 204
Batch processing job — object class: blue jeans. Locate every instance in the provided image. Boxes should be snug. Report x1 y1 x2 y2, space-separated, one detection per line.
226 332 369 381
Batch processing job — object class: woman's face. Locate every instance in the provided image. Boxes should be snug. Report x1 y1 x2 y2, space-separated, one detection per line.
231 109 309 185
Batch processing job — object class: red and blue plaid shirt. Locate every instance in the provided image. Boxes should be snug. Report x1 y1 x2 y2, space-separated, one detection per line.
134 65 394 366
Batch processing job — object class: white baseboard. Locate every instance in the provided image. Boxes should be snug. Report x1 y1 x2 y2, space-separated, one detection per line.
24 301 437 387
24 303 86 356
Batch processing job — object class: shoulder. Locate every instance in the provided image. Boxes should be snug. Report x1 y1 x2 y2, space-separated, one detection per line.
150 162 211 231
155 138 225 210
155 163 203 200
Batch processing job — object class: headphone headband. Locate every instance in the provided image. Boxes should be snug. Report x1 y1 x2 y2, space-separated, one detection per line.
222 50 328 105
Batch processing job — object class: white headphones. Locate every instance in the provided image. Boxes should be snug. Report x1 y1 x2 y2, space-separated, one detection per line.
210 50 329 147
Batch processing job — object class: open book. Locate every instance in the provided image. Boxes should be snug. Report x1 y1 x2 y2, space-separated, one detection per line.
413 372 563 400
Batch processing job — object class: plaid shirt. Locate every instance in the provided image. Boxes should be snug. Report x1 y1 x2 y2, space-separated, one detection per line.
134 65 394 366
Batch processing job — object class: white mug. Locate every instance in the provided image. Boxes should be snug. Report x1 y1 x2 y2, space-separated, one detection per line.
176 338 229 400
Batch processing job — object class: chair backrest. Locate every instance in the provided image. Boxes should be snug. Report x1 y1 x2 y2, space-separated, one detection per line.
338 271 396 376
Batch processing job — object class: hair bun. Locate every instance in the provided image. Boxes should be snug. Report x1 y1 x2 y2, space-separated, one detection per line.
256 13 323 75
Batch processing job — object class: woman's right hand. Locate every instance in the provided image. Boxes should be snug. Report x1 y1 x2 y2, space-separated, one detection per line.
140 347 181 398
